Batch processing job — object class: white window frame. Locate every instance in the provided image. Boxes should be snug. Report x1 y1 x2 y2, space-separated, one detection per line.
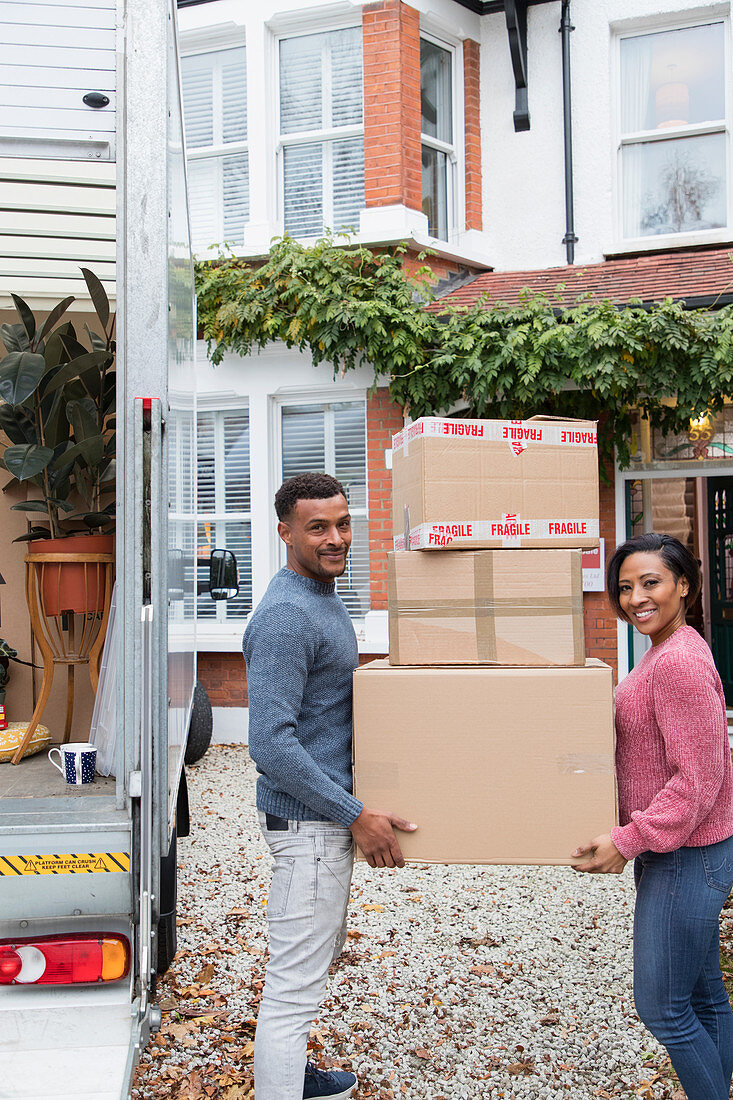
274 22 364 239
271 389 370 623
180 32 248 251
194 397 252 641
612 15 731 254
419 28 462 244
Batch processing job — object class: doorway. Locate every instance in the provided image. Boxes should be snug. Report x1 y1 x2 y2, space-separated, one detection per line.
707 477 733 705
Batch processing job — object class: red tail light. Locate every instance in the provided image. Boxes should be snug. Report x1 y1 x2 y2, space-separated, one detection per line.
0 934 130 985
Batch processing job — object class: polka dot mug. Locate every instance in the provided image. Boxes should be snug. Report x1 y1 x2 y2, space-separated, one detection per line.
48 743 97 786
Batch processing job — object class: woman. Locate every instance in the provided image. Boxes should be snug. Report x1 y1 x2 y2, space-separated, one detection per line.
573 532 733 1100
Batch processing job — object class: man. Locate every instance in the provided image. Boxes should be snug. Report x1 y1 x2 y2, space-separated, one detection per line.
244 472 416 1100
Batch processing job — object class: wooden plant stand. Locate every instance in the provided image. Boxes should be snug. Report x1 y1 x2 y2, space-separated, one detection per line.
11 551 114 765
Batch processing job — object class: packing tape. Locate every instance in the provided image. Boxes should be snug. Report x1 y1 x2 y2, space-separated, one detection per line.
558 753 615 776
474 551 496 662
387 565 400 665
571 557 585 663
391 597 576 615
404 518 600 549
392 417 597 453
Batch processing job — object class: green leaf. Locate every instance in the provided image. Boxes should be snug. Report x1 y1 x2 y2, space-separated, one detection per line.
43 350 108 395
80 512 112 528
10 498 74 514
0 404 34 445
52 436 104 470
11 294 36 344
81 268 110 329
37 296 75 345
1 444 54 481
12 528 51 543
1 323 31 353
0 351 46 404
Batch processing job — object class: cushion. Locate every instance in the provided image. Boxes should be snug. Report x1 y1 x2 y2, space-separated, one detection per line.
0 723 51 763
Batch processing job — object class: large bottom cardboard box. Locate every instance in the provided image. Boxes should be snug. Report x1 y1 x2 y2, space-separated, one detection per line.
388 548 585 665
353 659 616 865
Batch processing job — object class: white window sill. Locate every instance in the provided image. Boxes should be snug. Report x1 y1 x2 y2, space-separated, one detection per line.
605 227 733 259
195 611 389 655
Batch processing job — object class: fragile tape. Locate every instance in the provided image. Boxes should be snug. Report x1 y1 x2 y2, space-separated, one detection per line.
393 417 597 454
393 518 600 550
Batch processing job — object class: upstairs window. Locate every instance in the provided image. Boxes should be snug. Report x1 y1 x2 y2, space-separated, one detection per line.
421 37 454 241
619 22 727 240
280 400 370 619
181 46 248 252
279 28 364 237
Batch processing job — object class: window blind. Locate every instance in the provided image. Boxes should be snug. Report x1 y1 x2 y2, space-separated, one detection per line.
281 401 370 619
181 46 248 251
196 409 252 621
279 28 364 237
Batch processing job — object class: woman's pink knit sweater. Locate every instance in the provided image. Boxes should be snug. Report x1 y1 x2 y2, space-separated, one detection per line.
611 625 733 861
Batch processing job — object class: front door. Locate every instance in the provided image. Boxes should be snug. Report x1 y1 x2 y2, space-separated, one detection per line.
707 478 733 705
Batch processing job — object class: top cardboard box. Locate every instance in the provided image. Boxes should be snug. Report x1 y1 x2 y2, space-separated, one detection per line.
392 416 599 551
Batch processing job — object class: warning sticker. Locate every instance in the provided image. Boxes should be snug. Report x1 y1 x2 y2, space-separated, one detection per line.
0 852 130 876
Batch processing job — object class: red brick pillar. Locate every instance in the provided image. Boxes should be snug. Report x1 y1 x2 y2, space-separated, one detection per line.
463 39 482 232
583 458 618 678
367 388 405 609
362 0 422 212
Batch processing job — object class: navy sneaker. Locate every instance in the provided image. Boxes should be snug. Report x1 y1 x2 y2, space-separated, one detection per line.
303 1062 357 1099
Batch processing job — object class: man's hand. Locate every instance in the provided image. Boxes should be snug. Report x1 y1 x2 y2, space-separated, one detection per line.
572 833 628 874
350 808 417 868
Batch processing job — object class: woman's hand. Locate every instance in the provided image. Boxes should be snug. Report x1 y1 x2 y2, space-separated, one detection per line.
572 833 628 874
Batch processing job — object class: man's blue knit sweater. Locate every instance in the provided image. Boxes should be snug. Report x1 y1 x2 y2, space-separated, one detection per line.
243 567 363 827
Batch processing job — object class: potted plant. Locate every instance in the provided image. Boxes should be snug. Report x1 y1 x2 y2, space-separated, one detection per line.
0 269 116 615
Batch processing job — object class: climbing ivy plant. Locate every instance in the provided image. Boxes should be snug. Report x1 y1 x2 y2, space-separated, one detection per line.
195 236 733 467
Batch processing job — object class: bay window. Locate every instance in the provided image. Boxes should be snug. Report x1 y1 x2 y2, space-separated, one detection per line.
280 400 369 618
421 37 455 241
181 46 248 252
278 28 364 237
619 22 727 240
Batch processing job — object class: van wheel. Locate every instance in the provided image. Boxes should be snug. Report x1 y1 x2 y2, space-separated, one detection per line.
156 827 177 975
185 681 213 765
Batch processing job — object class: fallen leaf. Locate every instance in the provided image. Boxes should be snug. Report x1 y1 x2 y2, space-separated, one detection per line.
196 963 216 984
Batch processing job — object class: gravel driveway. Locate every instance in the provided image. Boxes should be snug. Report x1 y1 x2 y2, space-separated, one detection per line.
132 745 687 1100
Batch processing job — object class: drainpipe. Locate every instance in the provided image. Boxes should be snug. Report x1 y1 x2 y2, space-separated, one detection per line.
560 0 578 264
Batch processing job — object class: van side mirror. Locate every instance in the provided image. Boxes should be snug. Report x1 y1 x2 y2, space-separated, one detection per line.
209 549 239 600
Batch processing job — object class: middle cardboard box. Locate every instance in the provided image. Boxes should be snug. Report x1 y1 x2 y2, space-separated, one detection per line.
388 548 585 666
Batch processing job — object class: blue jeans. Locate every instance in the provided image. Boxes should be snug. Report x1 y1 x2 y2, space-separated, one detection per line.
633 835 733 1100
254 815 354 1100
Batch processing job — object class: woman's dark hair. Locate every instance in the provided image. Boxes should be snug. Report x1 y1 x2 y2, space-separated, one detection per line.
606 532 702 621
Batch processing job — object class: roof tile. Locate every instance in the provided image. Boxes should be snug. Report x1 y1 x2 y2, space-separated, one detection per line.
432 248 733 311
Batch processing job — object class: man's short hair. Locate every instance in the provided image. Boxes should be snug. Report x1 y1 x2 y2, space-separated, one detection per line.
275 473 347 521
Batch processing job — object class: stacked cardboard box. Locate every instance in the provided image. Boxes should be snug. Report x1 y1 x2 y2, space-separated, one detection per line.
353 416 617 865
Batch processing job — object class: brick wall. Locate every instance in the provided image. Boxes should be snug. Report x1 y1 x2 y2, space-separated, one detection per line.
463 39 482 232
362 0 422 211
582 461 618 679
367 386 405 608
198 651 247 707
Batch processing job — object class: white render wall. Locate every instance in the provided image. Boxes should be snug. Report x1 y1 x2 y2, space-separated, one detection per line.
481 0 732 271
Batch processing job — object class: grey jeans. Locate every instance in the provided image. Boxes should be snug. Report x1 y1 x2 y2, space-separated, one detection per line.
254 814 354 1100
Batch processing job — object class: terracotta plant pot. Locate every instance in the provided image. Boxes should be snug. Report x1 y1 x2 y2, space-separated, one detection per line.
29 534 114 617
